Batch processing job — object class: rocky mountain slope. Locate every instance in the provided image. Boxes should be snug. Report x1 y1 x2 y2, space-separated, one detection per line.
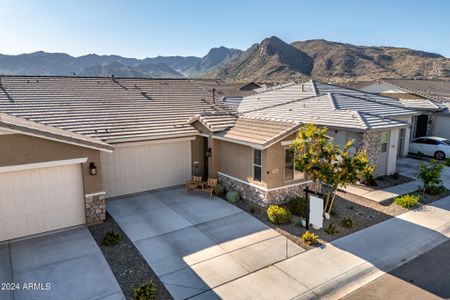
214 37 449 82
1 37 448 81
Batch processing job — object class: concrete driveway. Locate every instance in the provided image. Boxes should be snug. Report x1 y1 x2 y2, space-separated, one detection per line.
0 228 123 300
107 187 304 300
397 157 450 189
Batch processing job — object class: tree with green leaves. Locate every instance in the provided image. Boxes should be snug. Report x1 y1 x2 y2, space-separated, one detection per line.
292 124 373 213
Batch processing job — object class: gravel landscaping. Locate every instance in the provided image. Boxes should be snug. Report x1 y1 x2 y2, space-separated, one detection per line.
226 188 450 251
354 174 415 191
88 213 172 300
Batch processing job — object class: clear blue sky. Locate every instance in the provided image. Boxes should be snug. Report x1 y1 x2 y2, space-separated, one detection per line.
1 0 449 58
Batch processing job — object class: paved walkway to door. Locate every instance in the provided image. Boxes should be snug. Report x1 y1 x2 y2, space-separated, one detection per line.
107 187 304 300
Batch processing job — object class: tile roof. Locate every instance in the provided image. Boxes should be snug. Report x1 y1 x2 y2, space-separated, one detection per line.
236 81 415 131
0 113 112 151
215 116 300 148
0 76 238 143
379 79 450 101
188 112 237 132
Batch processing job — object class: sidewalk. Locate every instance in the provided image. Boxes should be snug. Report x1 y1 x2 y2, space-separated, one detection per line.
191 196 450 300
340 180 420 204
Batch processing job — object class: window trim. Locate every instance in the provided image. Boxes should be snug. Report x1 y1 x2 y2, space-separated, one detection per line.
284 147 304 182
252 148 262 182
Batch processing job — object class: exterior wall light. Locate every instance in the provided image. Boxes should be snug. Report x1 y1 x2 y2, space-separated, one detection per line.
89 162 97 175
206 147 212 158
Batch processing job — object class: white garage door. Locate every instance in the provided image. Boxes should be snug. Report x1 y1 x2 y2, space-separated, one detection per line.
0 164 85 242
101 140 192 198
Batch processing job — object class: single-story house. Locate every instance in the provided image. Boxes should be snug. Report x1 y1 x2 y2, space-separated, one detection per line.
0 76 418 242
346 79 450 140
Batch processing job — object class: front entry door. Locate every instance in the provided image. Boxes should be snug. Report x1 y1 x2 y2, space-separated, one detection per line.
415 115 428 138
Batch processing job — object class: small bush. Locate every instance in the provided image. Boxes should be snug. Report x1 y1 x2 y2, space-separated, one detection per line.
134 281 157 300
445 158 450 167
301 231 319 246
417 161 444 195
394 194 420 209
215 183 225 195
341 217 354 228
324 223 338 235
249 205 257 215
417 151 425 160
226 190 240 203
287 196 307 217
393 171 400 180
101 231 122 247
425 185 446 196
267 205 291 225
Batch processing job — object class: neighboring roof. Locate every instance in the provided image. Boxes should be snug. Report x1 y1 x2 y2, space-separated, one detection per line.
235 81 415 131
0 76 245 144
379 79 450 101
215 116 300 148
399 99 443 111
192 79 258 98
188 112 237 132
0 113 112 152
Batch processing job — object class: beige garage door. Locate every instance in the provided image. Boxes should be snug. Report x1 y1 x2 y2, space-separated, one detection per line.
101 140 192 198
0 164 85 242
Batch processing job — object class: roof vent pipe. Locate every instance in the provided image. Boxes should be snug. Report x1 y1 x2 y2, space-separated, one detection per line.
212 88 216 104
301 83 304 92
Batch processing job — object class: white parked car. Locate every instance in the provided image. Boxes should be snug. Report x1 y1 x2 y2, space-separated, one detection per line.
409 136 450 160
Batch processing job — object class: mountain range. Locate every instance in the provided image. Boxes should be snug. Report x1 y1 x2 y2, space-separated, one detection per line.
1 37 448 82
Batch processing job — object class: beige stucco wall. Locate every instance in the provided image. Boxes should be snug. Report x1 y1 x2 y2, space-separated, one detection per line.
0 134 103 194
213 139 254 182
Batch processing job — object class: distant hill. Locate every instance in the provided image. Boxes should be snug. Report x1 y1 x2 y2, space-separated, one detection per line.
214 37 449 82
1 38 448 81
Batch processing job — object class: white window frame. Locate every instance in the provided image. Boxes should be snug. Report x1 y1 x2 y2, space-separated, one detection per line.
252 149 262 182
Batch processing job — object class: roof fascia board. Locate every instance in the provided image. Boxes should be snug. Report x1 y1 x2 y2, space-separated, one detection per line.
0 127 112 153
111 136 196 147
106 133 197 144
212 135 263 150
0 157 88 174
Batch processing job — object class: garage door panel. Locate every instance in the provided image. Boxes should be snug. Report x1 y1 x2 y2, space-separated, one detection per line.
0 164 85 242
102 141 192 198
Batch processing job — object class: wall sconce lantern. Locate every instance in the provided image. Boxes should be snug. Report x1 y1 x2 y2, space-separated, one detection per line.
206 147 212 158
89 162 97 175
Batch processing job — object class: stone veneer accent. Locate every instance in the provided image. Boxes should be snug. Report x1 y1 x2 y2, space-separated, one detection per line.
85 194 106 225
218 173 312 207
362 131 382 168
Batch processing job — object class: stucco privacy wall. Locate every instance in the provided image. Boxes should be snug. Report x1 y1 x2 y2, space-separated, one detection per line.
0 134 105 224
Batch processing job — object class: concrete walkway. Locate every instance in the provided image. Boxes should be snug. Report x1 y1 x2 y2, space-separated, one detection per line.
340 180 420 204
107 187 303 300
192 196 450 300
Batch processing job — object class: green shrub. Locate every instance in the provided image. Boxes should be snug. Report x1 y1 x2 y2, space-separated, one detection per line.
134 281 157 300
394 194 420 209
249 205 257 215
324 223 338 235
341 217 354 228
417 151 425 160
445 158 450 167
101 231 122 247
287 196 307 217
417 161 444 195
215 183 225 195
226 190 240 203
267 205 291 225
301 231 319 246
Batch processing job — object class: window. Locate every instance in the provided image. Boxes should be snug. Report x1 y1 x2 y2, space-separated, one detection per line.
285 148 294 181
423 139 438 145
380 132 389 153
253 149 262 182
442 140 450 146
285 148 305 181
412 138 425 144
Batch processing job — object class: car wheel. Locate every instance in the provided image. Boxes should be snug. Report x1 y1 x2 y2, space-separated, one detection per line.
434 151 446 160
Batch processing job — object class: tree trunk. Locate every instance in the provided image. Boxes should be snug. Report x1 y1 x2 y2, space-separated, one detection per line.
326 189 338 214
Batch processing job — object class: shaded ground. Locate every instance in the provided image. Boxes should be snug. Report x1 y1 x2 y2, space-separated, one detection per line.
89 213 172 300
343 240 450 300
354 174 414 191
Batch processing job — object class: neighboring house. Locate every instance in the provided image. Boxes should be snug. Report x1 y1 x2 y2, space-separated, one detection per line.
347 79 450 140
0 76 417 242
